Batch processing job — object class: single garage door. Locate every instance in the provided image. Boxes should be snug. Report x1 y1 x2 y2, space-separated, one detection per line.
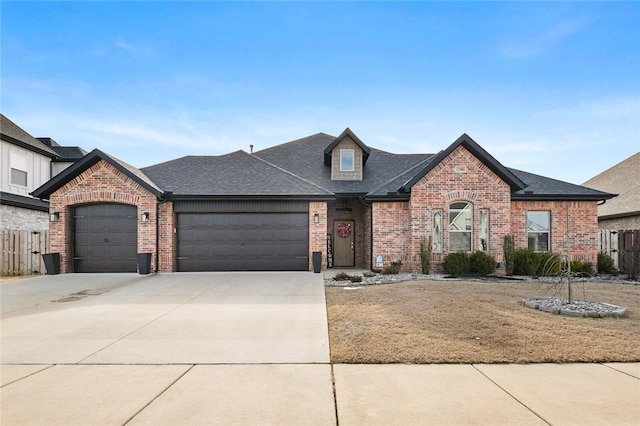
176 202 309 271
73 204 138 273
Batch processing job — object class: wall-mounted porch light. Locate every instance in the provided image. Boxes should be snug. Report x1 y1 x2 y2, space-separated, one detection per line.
140 212 149 222
313 213 320 223
49 212 59 222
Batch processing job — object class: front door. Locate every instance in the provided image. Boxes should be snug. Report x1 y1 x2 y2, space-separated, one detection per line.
334 220 355 267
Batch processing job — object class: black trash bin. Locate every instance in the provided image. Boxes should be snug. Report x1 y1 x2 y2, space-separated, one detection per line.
312 251 322 273
137 253 152 275
42 253 60 275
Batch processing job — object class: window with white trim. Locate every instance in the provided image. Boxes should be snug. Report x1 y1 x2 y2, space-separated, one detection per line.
11 168 28 186
340 149 354 171
449 202 472 251
10 151 28 187
478 209 489 252
527 211 550 251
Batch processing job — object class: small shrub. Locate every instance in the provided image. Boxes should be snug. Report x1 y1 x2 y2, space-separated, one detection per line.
443 252 470 276
597 252 616 274
569 260 595 277
333 272 364 282
503 234 515 275
513 248 541 276
420 237 432 275
469 250 496 275
537 251 561 276
333 272 352 281
363 271 376 278
381 260 402 275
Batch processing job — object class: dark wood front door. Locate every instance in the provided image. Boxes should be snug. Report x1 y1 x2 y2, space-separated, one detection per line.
334 220 355 267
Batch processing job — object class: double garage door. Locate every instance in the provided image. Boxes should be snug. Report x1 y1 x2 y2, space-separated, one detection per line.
176 201 309 272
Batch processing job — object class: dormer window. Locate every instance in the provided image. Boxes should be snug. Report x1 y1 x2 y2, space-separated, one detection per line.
340 149 354 171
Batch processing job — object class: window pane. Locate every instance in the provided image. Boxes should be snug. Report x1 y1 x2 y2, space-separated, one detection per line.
340 150 354 171
479 209 489 252
11 168 27 186
527 211 549 232
433 209 443 252
450 232 471 251
449 202 472 252
527 211 550 251
528 233 549 251
449 202 472 231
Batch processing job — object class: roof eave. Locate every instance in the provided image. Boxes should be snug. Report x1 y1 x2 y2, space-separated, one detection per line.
511 193 616 201
168 194 337 202
1 134 59 159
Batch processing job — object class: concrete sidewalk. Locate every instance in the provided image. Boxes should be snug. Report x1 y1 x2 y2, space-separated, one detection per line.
1 362 638 425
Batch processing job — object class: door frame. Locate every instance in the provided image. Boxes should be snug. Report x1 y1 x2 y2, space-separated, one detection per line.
333 219 355 267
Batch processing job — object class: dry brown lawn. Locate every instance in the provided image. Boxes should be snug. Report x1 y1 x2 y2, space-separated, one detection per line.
326 279 640 364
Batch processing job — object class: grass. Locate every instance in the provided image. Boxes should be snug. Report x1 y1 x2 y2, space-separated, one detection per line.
326 279 640 364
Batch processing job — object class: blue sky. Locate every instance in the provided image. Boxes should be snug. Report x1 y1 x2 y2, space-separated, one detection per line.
2 1 639 184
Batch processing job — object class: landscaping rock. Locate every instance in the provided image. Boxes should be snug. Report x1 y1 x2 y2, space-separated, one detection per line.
522 297 627 318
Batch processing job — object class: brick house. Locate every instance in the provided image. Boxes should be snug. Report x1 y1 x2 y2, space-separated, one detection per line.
32 129 613 274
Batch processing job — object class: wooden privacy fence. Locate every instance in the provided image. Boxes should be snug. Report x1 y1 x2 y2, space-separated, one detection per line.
1 230 49 276
618 230 640 277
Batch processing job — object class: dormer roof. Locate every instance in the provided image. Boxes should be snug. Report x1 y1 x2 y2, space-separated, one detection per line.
323 127 371 166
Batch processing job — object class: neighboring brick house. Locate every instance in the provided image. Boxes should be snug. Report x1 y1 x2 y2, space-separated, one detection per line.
0 114 86 232
32 128 613 274
583 152 640 230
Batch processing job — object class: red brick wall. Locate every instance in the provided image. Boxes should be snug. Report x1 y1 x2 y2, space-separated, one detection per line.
158 201 175 272
511 200 599 263
403 146 512 272
371 201 411 269
309 202 328 271
48 160 158 273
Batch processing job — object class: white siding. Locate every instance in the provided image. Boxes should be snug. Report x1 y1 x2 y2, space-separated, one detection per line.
1 140 52 196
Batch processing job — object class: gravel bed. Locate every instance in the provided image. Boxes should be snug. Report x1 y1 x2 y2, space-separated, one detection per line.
521 297 627 318
325 273 448 287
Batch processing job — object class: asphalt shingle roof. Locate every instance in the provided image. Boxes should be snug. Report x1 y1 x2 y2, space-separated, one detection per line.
582 152 640 217
0 114 59 158
254 133 431 195
510 169 613 200
141 150 334 197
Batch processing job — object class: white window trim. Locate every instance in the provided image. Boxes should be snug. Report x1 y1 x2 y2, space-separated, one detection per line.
527 211 551 252
10 168 28 187
449 202 473 252
340 149 355 171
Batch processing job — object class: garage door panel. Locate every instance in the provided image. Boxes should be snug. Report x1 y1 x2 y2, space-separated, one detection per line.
74 204 137 273
177 211 309 272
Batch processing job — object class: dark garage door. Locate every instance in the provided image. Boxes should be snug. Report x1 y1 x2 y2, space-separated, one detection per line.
73 204 138 273
176 212 309 271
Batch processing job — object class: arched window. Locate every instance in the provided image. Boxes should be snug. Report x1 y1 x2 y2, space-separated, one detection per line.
449 202 472 251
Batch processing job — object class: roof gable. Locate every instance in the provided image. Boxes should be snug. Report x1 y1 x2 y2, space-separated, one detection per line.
31 149 164 200
323 128 371 166
399 133 527 193
0 114 59 158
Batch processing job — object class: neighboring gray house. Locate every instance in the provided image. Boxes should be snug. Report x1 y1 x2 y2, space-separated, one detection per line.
583 152 640 230
0 114 86 231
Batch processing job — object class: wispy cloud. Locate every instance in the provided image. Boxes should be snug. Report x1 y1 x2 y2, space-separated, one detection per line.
502 17 593 59
113 37 150 56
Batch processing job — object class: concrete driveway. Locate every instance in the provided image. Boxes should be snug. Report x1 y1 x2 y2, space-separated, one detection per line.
1 272 330 364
